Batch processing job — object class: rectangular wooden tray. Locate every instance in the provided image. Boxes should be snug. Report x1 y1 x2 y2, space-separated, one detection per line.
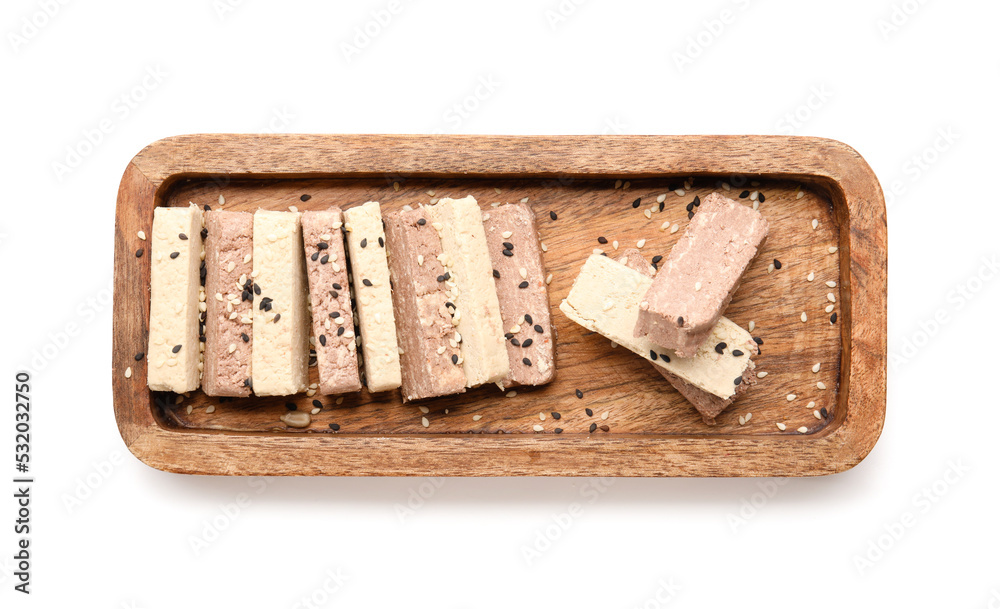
112 134 886 477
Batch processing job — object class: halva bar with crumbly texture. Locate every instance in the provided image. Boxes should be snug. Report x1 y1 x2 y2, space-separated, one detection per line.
383 206 466 401
147 203 204 393
426 196 510 387
250 210 310 396
616 249 756 424
302 208 362 395
634 192 768 357
343 201 402 393
482 202 555 387
202 210 253 397
561 254 755 400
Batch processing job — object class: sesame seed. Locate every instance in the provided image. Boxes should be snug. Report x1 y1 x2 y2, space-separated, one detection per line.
551 412 561 420
650 350 658 360
417 218 426 226
817 382 827 390
137 230 146 240
506 391 517 398
821 407 829 419
734 376 743 386
299 194 311 202
329 423 341 431
521 338 533 347
677 316 684 327
812 219 819 230
748 321 755 332
807 271 815 282
739 190 750 199
715 343 727 354
830 312 838 324
800 312 808 322
757 371 768 378
533 424 544 432
493 269 500 278
124 366 132 378
451 354 459 365
545 273 553 284
660 221 670 231
828 246 838 254
178 233 188 241
614 180 622 189
738 415 745 426
362 278 373 287
422 417 430 428
550 211 558 221
636 239 646 248
170 252 180 259
502 249 513 257
827 293 836 303
612 240 619 250
518 281 529 289
135 248 144 258
589 423 598 433
575 389 583 399
787 394 796 401
797 427 809 434
776 423 786 431
172 344 182 353
598 236 608 244
473 414 483 421
632 198 641 208
773 259 782 270
732 350 744 357
670 224 679 234
586 408 593 416
360 238 367 248
522 357 532 366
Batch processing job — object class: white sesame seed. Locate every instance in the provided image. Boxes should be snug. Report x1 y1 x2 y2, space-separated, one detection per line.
767 263 775 274
745 412 752 422
825 304 835 313
226 261 236 272
506 391 517 398
748 321 755 332
206 405 216 414
519 267 528 279
674 189 685 196
738 415 746 426
660 221 670 231
644 209 652 219
801 312 808 322
541 242 548 252
417 254 424 266
306 389 316 397
601 411 609 420
694 282 701 291
797 426 808 434
826 281 837 288
757 371 768 378
124 367 132 379
494 187 502 195
776 423 786 431
750 191 759 201
393 181 400 191
807 271 815 282
473 414 482 421
614 179 622 189
796 190 805 200
288 205 298 213
228 344 237 354
593 248 604 255
186 404 193 414
432 222 443 231
636 239 646 248
520 197 529 203
656 193 667 203
814 410 822 420
752 200 759 210
421 417 430 428
808 401 816 409
817 382 827 390
612 240 619 250
787 394 796 401
502 230 513 238
670 224 679 234
623 181 630 190
418 405 429 414
538 412 546 421
137 230 146 240
533 424 544 432
829 246 838 254
827 293 836 303
812 363 821 373
602 298 615 311
545 273 553 285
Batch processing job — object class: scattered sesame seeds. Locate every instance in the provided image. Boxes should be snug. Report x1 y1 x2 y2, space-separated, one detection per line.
631 198 641 209
715 342 727 354
757 371 768 378
636 238 646 248
362 278 373 287
533 424 544 432
817 382 827 390
589 423 598 433
124 366 132 378
776 423 786 431
787 394 796 401
830 312 838 324
417 218 427 226
518 281 529 289
828 246 838 254
797 427 809 434
827 293 836 303
575 389 584 399
807 271 815 282
800 312 808 322
773 259 782 270
585 407 593 416
169 252 180 259
172 344 182 353
421 416 430 428
748 321 755 332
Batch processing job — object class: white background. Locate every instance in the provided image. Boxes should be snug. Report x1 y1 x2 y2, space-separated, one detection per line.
2 0 998 607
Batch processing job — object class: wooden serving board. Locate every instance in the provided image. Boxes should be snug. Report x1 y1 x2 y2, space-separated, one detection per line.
112 134 886 477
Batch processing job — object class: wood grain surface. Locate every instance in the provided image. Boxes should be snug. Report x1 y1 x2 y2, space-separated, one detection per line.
111 134 887 477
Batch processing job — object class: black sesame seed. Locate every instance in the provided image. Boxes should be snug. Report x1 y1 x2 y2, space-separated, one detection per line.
445 301 455 309
759 193 766 203
534 324 543 333
551 412 561 420
715 342 727 354
632 198 641 208
273 314 281 323
201 227 208 240
328 291 338 299
437 275 447 282
311 252 320 261
501 249 513 257
688 211 694 220
511 337 521 347
518 281 529 289
332 283 342 290
417 218 426 226
503 242 514 250
317 242 329 250
378 237 384 247
135 248 144 258
171 344 182 353
589 422 598 433
677 317 684 327
329 423 340 431
319 334 327 346
734 376 743 386
253 283 261 295
134 352 145 361
585 408 593 416
598 236 608 244
660 354 670 362
549 211 557 221
242 289 251 302
360 238 368 248
312 399 322 409
504 332 513 340
244 378 252 388
753 336 763 345
241 333 249 342
169 252 180 259
650 350 658 361
693 195 701 207
204 204 212 212
451 354 459 365
652 255 663 264
576 389 584 399
337 326 345 336
286 402 297 411
300 194 311 202
362 278 373 287
178 233 188 240
658 201 665 212
330 311 341 318
820 407 829 419
773 258 782 270
739 190 750 199
523 314 533 324
523 357 533 365
320 254 329 264
521 338 533 348
830 313 838 324
554 428 563 434
686 202 695 212
732 350 744 357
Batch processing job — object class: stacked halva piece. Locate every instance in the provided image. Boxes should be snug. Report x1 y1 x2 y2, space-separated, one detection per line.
560 192 768 424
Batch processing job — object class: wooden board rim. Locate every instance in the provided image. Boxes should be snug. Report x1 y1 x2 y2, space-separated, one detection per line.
112 134 887 477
